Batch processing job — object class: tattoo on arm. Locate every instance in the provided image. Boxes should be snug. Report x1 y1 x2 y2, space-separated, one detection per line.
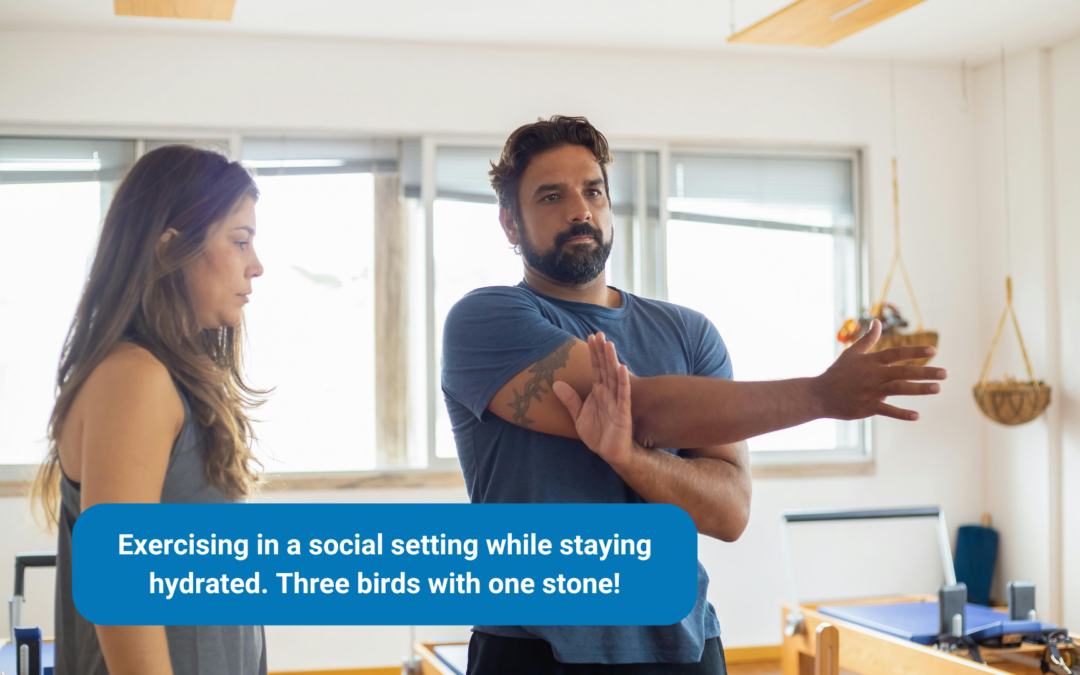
507 339 575 428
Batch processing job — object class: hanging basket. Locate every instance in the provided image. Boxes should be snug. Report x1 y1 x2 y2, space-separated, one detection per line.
973 378 1051 426
838 159 938 366
873 329 939 367
973 277 1052 426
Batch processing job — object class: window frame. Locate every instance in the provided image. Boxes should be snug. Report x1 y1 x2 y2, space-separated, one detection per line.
665 143 872 472
0 125 873 487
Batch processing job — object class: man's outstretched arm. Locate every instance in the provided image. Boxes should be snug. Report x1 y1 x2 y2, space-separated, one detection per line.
552 342 751 541
487 320 947 448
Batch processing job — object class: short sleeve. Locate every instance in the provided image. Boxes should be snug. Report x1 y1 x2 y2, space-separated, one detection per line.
692 315 733 381
442 287 576 420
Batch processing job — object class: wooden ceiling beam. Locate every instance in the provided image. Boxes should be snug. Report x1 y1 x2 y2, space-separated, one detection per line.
729 0 929 47
114 0 236 21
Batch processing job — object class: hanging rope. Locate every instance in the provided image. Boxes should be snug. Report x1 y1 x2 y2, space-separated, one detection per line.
873 62 925 331
976 277 1038 390
972 46 1051 426
1000 47 1013 277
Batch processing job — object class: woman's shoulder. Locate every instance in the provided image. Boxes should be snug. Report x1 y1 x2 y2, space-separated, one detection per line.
77 342 184 424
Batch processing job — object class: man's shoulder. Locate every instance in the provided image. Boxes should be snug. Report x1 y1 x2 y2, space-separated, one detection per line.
446 284 538 319
443 284 553 348
626 292 712 328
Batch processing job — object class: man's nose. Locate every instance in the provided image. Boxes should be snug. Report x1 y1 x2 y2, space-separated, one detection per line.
565 192 593 223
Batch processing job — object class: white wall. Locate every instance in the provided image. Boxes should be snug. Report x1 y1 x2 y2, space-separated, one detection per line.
1050 35 1080 634
971 40 1079 626
0 27 1024 669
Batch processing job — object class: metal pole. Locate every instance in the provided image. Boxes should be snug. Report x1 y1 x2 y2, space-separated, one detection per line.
937 511 957 587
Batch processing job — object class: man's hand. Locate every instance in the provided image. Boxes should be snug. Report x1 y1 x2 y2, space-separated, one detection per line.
553 334 752 541
552 334 636 467
810 319 948 422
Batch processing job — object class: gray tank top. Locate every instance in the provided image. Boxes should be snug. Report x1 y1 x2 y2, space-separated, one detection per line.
54 382 267 675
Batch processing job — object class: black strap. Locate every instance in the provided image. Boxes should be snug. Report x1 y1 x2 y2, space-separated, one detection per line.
1031 629 1073 675
935 633 985 664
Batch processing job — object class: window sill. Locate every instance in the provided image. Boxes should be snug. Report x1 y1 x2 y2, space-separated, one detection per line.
750 458 876 479
2 455 872 498
0 465 465 498
260 469 465 492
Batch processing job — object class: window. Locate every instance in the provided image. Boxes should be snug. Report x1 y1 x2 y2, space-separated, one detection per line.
665 151 865 460
0 137 135 467
0 135 424 475
240 138 420 472
1 132 865 476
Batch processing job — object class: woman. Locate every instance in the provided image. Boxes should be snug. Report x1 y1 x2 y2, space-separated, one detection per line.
31 144 268 675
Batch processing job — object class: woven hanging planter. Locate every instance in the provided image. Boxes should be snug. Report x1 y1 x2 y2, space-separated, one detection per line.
839 159 938 366
873 328 939 364
972 277 1051 426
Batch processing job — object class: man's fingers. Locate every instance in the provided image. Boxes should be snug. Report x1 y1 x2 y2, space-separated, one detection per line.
874 402 919 421
605 340 620 388
617 364 631 413
849 319 881 354
588 334 604 386
881 365 949 381
552 381 584 420
879 381 941 397
873 345 938 365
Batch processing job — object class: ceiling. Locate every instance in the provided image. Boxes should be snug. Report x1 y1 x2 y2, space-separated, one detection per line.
1 0 1078 65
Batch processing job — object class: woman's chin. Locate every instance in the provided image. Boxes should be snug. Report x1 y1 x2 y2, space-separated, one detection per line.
197 312 243 331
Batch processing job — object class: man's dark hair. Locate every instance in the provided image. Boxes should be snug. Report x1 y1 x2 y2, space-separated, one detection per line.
489 115 613 226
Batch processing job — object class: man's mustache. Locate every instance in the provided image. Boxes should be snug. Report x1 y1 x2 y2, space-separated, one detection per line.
554 223 603 248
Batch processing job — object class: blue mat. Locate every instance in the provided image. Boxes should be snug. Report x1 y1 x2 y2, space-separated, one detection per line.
818 602 1047 645
955 524 999 605
0 641 54 674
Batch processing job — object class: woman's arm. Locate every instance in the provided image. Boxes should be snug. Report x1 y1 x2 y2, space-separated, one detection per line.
76 345 184 675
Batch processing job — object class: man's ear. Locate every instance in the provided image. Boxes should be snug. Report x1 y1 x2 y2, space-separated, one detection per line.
156 227 180 265
498 207 520 246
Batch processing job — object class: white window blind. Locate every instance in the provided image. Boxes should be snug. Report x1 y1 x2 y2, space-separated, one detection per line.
666 152 863 457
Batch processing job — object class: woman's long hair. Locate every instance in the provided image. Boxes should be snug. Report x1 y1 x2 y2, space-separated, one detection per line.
32 144 266 529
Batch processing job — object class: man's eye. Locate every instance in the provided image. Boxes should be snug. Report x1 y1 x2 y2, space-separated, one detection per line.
542 194 558 202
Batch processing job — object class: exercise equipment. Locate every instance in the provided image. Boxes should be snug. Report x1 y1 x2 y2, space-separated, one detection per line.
2 552 57 675
780 507 1077 674
955 515 999 606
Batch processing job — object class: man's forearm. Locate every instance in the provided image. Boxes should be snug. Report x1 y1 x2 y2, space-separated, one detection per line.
607 441 751 542
629 375 823 450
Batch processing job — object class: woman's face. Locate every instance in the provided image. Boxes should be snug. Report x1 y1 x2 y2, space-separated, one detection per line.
186 195 263 330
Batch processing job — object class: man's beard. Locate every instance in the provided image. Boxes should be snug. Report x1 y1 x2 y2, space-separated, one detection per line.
518 221 613 286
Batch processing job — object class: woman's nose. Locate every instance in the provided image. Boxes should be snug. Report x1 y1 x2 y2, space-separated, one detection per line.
250 251 265 278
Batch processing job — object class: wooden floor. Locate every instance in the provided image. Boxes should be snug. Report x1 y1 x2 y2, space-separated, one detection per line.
728 663 782 675
728 662 858 675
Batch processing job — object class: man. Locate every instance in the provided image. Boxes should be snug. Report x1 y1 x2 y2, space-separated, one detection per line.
441 116 946 673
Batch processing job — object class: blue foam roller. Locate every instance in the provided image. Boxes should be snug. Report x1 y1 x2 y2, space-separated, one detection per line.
955 524 998 605
818 602 1047 645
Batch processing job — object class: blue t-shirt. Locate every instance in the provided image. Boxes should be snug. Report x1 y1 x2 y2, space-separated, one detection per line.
441 281 732 665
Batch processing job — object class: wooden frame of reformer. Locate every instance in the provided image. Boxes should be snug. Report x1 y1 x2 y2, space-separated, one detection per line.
782 596 1079 675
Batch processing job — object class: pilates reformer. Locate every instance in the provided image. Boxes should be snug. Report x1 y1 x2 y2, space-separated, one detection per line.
779 507 1077 675
2 552 57 675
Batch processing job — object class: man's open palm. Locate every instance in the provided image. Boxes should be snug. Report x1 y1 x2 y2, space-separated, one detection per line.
553 333 635 466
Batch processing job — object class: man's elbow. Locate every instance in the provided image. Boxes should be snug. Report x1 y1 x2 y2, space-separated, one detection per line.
707 490 751 542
